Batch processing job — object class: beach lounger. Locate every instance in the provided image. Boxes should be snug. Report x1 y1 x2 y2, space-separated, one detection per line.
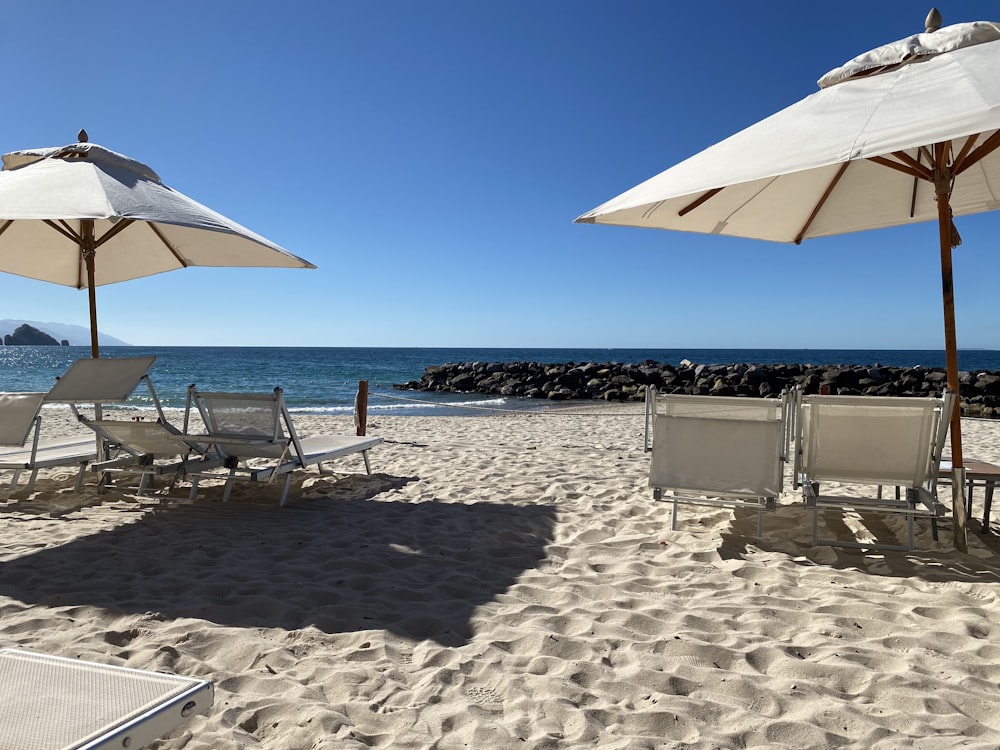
0 392 96 493
792 391 954 551
43 356 219 494
647 390 791 535
0 647 212 750
186 386 383 506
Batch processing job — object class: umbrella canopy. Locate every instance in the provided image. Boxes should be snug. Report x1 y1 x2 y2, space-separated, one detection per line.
576 20 1000 241
0 133 315 355
576 13 1000 551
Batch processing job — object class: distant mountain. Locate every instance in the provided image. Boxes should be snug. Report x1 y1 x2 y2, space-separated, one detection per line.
0 319 130 347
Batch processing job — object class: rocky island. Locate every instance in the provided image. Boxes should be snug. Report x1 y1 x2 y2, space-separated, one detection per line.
2 324 67 346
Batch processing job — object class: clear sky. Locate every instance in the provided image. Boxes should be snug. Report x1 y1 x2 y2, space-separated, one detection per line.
1 1 997 350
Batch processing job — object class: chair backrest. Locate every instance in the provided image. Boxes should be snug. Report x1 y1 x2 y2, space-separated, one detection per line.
44 356 157 404
0 392 45 447
656 394 781 421
191 389 294 460
649 394 787 498
797 394 945 487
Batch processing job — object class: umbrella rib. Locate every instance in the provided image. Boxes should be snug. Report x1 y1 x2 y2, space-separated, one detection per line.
43 219 83 244
891 150 936 181
0 220 11 239
93 218 135 249
953 130 1000 176
867 154 932 181
147 223 190 268
909 149 924 218
678 188 724 217
793 162 850 244
951 134 980 172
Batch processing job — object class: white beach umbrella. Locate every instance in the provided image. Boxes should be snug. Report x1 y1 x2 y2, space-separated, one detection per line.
0 131 316 357
576 11 1000 551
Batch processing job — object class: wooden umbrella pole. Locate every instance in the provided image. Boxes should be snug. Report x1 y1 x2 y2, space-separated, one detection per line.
80 218 107 462
81 219 99 359
355 380 369 437
934 142 967 552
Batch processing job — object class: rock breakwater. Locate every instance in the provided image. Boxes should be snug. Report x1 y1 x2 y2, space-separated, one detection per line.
395 360 1000 417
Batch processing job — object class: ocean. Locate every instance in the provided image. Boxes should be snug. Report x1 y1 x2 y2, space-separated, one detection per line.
2 346 999 416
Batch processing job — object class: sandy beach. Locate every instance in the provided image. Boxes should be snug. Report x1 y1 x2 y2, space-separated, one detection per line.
3 404 1000 748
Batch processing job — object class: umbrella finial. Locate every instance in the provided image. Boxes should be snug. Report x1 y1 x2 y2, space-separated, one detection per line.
925 8 942 32
77 129 88 143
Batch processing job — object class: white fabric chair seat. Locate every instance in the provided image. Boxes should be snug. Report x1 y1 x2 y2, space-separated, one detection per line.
85 420 223 497
0 438 96 469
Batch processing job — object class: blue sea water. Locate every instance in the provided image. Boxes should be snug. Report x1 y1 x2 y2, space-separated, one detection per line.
2 346 998 416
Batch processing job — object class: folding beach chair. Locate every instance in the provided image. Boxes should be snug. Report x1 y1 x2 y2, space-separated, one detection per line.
186 386 383 506
0 648 212 750
0 392 96 493
792 391 954 551
647 390 791 535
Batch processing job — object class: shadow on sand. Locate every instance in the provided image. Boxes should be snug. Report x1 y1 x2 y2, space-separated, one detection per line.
717 504 1000 585
0 474 557 647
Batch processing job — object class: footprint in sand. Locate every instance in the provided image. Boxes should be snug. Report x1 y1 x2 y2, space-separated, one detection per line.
465 685 504 711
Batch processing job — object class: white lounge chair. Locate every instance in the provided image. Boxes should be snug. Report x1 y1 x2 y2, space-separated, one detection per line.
792 391 954 551
186 386 383 506
0 647 212 750
647 390 791 535
0 392 96 493
43 356 219 495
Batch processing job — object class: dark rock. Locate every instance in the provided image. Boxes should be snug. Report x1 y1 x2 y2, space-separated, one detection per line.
390 359 1000 418
5 324 60 346
974 374 1000 396
448 373 476 391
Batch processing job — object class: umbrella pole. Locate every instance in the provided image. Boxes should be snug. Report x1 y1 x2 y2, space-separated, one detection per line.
935 144 967 552
80 219 107 465
81 219 99 359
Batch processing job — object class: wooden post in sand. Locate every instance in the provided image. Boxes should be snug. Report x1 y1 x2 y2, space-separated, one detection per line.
355 380 369 437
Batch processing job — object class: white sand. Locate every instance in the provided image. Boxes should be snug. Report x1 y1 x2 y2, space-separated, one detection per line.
3 404 1000 748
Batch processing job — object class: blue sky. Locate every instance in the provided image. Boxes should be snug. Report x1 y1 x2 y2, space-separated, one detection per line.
1 1 997 349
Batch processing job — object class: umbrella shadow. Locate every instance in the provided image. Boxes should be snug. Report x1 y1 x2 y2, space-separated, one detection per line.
0 476 557 647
